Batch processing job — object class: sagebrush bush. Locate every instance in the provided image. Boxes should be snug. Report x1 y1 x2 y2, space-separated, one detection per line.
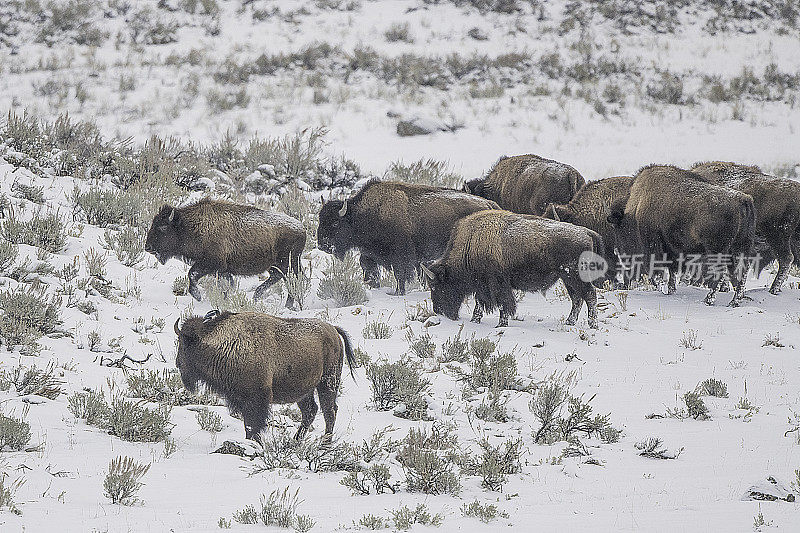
440 326 469 363
70 389 173 442
0 362 64 399
459 339 523 393
0 412 32 452
1 210 67 253
11 180 44 204
389 503 444 529
283 261 312 310
196 407 224 433
697 378 728 398
0 240 18 274
253 428 361 473
397 423 461 496
462 500 508 523
103 456 150 505
105 397 173 442
406 331 436 358
0 283 62 348
461 438 522 491
232 487 314 531
634 437 682 460
384 159 461 189
126 368 215 406
68 389 111 426
362 318 392 339
385 22 414 43
340 464 398 495
102 226 146 267
317 252 368 307
530 373 620 444
172 275 189 296
367 360 431 420
0 474 24 515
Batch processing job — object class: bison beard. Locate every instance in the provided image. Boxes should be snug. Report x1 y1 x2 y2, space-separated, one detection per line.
174 312 355 442
423 210 601 329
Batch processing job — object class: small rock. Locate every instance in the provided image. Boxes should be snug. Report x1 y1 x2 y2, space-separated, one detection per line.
212 440 260 459
397 117 445 137
21 395 47 405
467 27 488 40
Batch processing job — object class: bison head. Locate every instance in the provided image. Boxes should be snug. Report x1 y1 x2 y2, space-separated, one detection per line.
421 261 465 321
463 178 485 197
145 205 184 265
317 199 354 259
174 319 201 393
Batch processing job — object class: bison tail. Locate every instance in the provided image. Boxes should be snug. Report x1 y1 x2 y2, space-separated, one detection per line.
335 326 356 380
739 196 757 256
589 230 605 262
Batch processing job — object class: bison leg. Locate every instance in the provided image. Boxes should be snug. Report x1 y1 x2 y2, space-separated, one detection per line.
563 281 583 326
768 240 794 295
666 262 678 295
242 396 271 443
360 255 381 289
391 259 417 296
582 282 599 329
295 393 319 440
316 379 339 439
727 256 751 307
471 300 483 323
187 265 211 301
496 286 516 328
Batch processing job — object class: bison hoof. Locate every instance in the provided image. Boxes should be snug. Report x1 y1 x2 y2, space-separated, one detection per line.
727 299 740 308
294 427 309 440
470 317 481 324
769 287 781 295
565 318 577 326
496 321 508 328
588 320 599 329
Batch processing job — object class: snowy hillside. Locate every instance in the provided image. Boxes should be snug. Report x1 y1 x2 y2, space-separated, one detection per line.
1 1 800 532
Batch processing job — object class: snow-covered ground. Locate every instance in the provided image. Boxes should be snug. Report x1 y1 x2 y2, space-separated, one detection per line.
1 0 800 531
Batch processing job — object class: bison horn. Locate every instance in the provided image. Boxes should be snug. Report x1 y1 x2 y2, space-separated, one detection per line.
168 208 176 223
420 262 435 280
174 319 181 336
338 200 348 217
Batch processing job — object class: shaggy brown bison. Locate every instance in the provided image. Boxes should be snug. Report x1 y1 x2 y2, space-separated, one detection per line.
691 161 800 294
145 199 305 307
608 165 755 306
421 209 603 328
463 154 585 215
544 176 636 286
174 310 355 441
317 180 498 294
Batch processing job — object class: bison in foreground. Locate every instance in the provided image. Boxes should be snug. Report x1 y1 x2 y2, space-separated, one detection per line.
145 199 305 307
317 180 498 294
608 165 755 306
544 176 636 286
464 154 585 215
421 210 602 328
691 161 800 294
174 311 355 441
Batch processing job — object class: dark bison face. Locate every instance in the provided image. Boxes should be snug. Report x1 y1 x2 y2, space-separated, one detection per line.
423 262 463 321
174 319 200 393
145 205 182 265
463 178 484 197
317 199 354 259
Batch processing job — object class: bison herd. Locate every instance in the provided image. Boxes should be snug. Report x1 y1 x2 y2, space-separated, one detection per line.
148 155 800 441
